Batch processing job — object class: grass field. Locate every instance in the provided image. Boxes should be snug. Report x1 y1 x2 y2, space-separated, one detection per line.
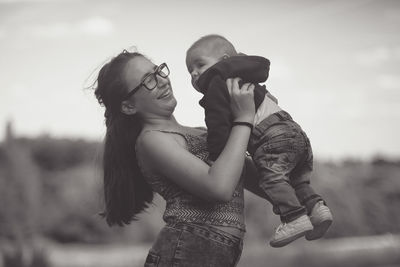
40 234 400 267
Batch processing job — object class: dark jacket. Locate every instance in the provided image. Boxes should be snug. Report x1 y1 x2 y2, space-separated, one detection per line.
197 55 270 161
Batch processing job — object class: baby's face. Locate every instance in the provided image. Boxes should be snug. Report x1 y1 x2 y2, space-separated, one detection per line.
186 47 220 92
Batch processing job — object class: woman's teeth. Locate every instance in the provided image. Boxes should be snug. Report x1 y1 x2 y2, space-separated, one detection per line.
158 90 170 99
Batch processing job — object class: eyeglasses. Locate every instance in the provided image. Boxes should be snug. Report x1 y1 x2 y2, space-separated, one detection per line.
124 63 170 100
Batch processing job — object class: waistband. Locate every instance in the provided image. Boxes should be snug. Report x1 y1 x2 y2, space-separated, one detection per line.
163 198 245 232
166 222 243 244
252 110 293 139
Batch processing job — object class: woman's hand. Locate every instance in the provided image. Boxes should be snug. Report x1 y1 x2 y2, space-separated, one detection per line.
226 77 255 123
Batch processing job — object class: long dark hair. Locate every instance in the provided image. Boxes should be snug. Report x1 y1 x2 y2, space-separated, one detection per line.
94 51 154 226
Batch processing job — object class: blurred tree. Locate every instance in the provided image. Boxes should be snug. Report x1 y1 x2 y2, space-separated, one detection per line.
2 123 400 257
17 136 100 171
0 122 43 266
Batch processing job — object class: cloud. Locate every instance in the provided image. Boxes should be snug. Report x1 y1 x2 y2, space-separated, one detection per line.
355 46 400 67
29 22 72 38
395 46 400 59
355 46 390 67
384 8 400 23
270 60 293 80
78 17 113 36
0 28 5 39
0 0 81 2
25 17 114 38
376 74 400 90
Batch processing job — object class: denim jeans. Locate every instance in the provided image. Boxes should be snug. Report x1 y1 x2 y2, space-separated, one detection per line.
144 222 243 267
249 111 322 223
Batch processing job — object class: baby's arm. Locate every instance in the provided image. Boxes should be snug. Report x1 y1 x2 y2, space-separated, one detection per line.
204 76 233 161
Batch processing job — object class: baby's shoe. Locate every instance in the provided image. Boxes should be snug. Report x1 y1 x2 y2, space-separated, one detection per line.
270 214 313 248
305 200 333 240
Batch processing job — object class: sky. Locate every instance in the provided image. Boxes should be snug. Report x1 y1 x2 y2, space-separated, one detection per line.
0 0 399 160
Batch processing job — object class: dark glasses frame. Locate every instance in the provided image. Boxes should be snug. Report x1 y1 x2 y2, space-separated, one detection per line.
123 63 169 100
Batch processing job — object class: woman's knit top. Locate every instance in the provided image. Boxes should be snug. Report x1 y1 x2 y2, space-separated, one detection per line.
136 126 245 231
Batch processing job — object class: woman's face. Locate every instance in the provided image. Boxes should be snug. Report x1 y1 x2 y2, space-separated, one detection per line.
122 56 177 118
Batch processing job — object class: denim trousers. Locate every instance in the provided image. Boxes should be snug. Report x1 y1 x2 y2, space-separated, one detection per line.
144 222 243 267
248 111 322 223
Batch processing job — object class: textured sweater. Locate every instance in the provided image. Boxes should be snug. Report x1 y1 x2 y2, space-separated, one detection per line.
197 55 270 161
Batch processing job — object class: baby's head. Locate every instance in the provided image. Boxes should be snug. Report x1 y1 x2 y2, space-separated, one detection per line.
186 34 237 91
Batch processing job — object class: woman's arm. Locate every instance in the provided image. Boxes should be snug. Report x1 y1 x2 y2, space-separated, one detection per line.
139 79 255 202
139 125 250 202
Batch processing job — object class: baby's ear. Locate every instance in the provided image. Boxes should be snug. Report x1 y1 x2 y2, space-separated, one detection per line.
222 54 230 59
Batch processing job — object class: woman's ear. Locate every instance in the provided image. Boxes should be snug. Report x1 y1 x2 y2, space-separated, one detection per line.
121 100 137 115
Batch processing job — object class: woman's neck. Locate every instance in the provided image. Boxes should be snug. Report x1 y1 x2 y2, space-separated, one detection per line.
142 114 182 131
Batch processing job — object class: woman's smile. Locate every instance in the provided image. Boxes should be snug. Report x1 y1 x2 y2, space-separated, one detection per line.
157 87 172 99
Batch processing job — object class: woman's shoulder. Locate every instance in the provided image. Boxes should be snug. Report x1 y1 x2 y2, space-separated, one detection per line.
137 129 178 152
136 126 207 161
138 128 167 141
136 128 190 159
135 130 180 181
139 126 206 144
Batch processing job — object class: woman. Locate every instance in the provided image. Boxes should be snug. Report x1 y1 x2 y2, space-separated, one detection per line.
94 50 255 266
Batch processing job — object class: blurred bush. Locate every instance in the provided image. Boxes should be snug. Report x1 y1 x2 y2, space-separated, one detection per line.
17 136 101 171
244 159 400 242
0 133 400 252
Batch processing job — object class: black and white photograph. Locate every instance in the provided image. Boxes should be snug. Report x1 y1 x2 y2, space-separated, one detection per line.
1 0 399 266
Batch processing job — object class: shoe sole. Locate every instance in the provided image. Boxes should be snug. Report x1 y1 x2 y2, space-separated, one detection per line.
270 228 313 248
306 210 333 241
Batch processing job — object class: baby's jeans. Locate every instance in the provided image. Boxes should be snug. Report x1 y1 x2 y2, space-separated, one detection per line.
144 222 243 267
248 111 323 223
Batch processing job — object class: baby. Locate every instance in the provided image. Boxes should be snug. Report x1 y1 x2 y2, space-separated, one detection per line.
186 34 333 247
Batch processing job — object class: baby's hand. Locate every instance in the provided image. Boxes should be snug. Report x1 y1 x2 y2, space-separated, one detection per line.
226 77 255 123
